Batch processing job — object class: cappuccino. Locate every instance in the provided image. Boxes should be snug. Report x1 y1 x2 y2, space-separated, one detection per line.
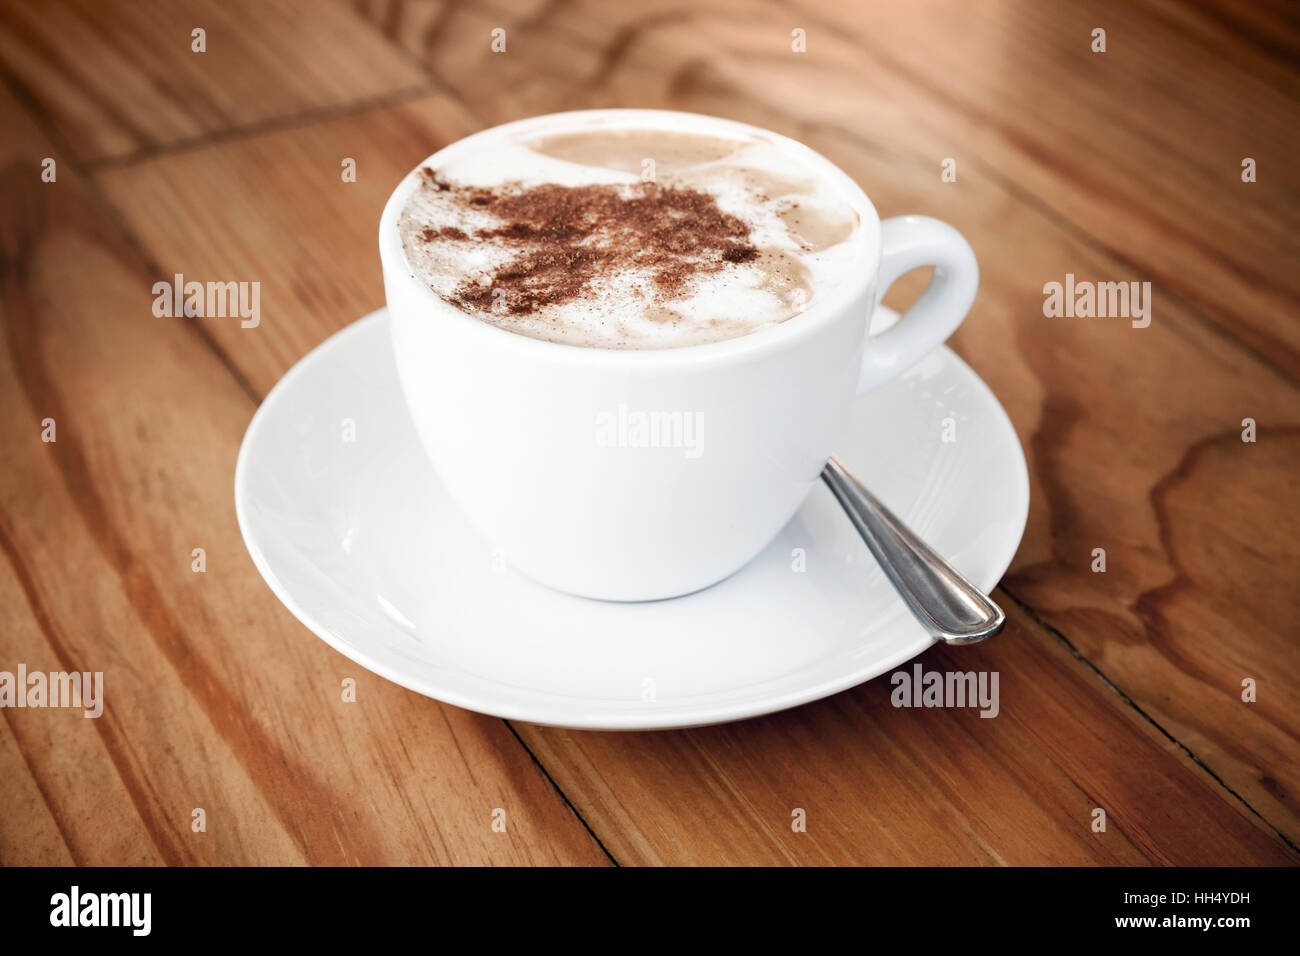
397 123 863 349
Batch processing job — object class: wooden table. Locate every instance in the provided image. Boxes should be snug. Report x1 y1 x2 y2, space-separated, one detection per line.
1 0 1296 866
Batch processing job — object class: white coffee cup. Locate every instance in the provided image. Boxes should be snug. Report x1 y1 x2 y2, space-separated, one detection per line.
380 109 978 601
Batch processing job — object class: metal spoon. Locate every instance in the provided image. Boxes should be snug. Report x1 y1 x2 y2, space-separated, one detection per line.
821 456 1005 644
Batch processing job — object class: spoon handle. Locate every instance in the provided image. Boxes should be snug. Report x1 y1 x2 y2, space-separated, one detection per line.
821 456 1005 645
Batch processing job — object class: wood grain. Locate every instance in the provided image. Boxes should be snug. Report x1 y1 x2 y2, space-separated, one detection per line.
361 0 1300 372
786 0 1300 377
0 0 429 164
516 603 1294 865
0 81 608 866
96 91 1298 862
2 0 1298 865
346 0 1300 853
95 92 481 397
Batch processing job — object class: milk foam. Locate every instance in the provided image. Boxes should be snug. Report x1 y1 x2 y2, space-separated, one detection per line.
398 125 864 349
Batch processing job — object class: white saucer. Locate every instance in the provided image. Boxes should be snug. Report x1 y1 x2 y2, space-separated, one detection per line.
235 308 1029 730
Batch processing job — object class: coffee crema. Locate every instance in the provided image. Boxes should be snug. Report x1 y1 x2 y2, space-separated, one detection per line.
397 125 862 349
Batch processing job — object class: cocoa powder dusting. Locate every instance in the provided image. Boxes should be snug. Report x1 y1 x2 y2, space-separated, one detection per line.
415 172 759 315
421 225 467 241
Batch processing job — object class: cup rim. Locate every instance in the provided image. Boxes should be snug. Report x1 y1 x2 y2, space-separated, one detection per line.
378 108 881 368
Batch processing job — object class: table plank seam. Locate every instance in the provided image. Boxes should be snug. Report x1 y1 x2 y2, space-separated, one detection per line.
999 587 1300 856
4 1 1293 864
82 84 436 174
0 61 616 865
505 721 620 866
75 112 1294 859
0 57 270 408
7 63 613 861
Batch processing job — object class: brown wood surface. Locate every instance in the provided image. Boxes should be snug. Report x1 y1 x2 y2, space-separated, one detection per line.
1 0 1297 865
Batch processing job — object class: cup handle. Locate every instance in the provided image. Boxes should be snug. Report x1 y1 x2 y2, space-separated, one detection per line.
857 215 979 394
